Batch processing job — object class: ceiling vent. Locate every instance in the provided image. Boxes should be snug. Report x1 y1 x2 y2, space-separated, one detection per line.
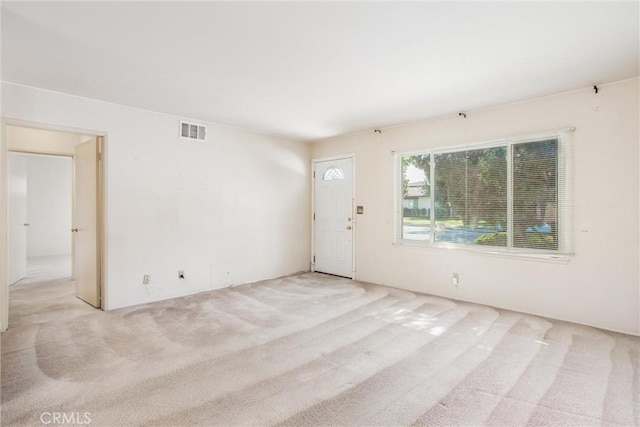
180 121 207 141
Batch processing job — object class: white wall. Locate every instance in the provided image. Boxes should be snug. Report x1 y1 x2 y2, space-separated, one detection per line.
312 78 639 335
1 5 6 330
22 154 72 257
1 83 311 311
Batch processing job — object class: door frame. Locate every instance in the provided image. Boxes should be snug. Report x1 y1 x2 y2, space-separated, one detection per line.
0 118 107 331
7 151 28 285
311 154 356 279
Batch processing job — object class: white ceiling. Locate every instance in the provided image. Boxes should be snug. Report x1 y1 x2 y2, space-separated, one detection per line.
2 2 638 142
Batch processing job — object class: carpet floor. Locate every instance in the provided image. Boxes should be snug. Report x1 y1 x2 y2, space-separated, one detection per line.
1 272 638 426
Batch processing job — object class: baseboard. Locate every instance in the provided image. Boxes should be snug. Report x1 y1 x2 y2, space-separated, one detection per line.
356 278 639 337
451 295 640 337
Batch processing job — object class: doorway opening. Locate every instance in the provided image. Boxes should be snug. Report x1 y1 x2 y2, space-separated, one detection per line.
3 123 105 330
9 152 73 286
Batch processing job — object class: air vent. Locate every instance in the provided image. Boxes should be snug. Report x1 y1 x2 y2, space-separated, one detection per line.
180 121 207 141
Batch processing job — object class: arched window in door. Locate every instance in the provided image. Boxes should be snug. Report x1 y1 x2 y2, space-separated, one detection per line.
322 166 344 181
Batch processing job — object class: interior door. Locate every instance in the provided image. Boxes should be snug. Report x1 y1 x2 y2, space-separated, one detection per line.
73 137 100 307
8 152 28 285
314 157 354 278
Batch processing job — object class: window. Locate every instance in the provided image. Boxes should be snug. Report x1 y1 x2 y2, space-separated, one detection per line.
323 166 344 180
398 131 573 254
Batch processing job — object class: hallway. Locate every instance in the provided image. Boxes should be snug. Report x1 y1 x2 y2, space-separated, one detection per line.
11 255 72 287
6 254 86 329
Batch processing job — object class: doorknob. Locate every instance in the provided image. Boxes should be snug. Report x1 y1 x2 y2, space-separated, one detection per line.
23 223 30 227
346 225 352 230
71 228 79 233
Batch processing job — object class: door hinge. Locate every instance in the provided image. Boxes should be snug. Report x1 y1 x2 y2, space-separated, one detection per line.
313 171 316 178
313 213 315 221
313 255 315 263
97 137 103 160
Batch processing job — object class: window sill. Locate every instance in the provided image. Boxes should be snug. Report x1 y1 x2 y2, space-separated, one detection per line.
393 241 572 264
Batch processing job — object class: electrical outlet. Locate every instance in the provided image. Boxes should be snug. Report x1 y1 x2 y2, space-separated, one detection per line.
178 270 185 279
452 273 459 286
143 275 150 285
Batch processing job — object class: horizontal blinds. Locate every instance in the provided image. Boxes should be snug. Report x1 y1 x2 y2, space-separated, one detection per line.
512 138 559 251
398 128 574 254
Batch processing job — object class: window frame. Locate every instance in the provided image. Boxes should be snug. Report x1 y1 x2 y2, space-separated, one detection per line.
395 129 574 259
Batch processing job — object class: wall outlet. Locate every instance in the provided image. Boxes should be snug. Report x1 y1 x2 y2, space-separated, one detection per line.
452 273 459 286
178 270 185 279
143 275 150 285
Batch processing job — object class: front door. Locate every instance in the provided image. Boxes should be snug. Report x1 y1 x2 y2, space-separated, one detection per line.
73 137 101 307
313 158 354 278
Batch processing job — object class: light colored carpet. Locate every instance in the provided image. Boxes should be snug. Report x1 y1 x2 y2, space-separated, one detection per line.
1 272 638 426
9 255 72 287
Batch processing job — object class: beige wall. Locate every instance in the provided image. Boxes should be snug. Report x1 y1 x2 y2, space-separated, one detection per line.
312 78 639 335
8 125 89 155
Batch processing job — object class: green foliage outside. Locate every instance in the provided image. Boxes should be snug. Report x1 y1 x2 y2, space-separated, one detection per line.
402 154 430 197
475 232 507 246
403 148 507 229
433 147 507 229
512 140 558 250
476 231 555 250
402 139 559 251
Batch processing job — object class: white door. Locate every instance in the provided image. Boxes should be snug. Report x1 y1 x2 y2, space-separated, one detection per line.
73 138 100 307
8 153 28 285
314 158 354 278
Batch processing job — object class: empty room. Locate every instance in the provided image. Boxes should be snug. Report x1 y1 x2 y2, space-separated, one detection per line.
0 2 638 426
